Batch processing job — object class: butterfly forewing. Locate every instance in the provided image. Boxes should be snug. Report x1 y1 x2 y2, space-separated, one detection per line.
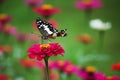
36 18 58 37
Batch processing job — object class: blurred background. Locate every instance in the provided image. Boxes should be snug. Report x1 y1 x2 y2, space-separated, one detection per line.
0 0 120 80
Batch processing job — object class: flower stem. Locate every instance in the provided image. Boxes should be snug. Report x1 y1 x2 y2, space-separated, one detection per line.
44 56 50 80
99 31 105 52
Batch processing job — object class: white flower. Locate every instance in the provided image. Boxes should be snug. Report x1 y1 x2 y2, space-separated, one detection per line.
90 19 112 30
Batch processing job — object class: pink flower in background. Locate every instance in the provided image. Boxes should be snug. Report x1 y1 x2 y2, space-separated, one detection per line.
0 14 12 25
64 64 79 75
0 74 9 80
75 0 102 11
37 60 54 69
48 19 59 28
76 66 106 80
32 21 38 30
3 25 17 36
33 4 61 19
15 33 28 42
19 58 38 68
51 60 78 75
77 34 92 44
27 33 40 42
0 45 3 55
106 76 120 80
28 43 64 61
0 14 12 32
50 70 59 80
95 72 106 80
3 45 12 53
111 62 120 71
0 45 12 54
24 0 43 7
51 60 71 72
0 22 2 31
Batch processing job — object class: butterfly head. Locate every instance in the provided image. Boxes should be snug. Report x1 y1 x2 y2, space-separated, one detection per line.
60 29 67 37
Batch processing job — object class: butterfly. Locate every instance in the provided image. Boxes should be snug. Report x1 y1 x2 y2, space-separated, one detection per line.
36 17 67 39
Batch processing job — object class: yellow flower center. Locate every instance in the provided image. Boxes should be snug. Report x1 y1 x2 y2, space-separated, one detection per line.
86 66 96 72
41 4 53 10
0 14 7 20
58 60 64 66
82 0 91 4
107 76 112 79
40 44 50 49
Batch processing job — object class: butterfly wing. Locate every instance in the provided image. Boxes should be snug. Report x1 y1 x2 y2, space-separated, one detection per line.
36 18 58 37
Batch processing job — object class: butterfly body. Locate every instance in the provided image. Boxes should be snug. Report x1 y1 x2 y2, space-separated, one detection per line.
36 18 67 39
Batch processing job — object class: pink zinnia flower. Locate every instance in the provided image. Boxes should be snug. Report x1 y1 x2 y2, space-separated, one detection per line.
3 45 12 53
76 66 106 80
64 64 79 75
111 62 120 71
0 14 12 26
0 74 9 80
51 60 79 75
15 33 28 42
51 60 71 72
0 14 12 31
75 0 102 11
19 58 38 68
50 70 59 80
0 45 12 55
0 45 3 55
27 43 64 61
3 25 17 36
24 0 43 8
106 76 120 80
33 4 61 19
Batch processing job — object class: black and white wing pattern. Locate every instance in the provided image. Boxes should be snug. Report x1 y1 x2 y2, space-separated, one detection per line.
36 17 67 39
36 18 58 37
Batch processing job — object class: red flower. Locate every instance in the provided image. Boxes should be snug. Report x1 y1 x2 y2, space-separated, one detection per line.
51 60 79 75
0 74 9 80
0 45 12 54
111 62 120 71
106 76 120 80
27 43 64 61
3 45 12 53
3 25 17 36
64 64 79 75
33 4 61 18
19 58 38 68
51 60 71 71
77 34 92 44
0 14 12 31
50 70 59 80
24 0 43 8
0 14 12 26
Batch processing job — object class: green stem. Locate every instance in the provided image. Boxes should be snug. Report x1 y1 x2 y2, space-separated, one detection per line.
44 56 50 80
99 31 105 52
83 10 92 33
